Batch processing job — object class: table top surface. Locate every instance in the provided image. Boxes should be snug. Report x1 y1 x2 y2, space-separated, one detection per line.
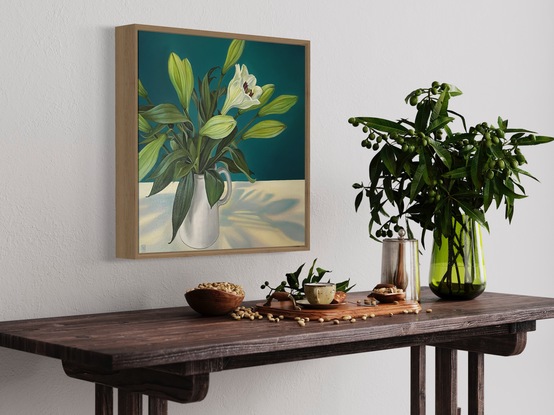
1 288 554 372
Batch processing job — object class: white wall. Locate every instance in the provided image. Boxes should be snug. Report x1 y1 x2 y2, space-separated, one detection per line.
1 1 553 414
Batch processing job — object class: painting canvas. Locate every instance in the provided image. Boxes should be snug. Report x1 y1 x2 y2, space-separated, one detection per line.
116 25 310 258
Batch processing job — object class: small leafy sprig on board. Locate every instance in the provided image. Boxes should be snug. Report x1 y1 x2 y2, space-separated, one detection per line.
261 259 355 299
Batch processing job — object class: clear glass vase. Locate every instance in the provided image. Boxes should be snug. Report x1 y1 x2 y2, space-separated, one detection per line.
429 216 486 300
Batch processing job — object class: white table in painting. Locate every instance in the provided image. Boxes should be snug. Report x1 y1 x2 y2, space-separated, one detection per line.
138 179 306 254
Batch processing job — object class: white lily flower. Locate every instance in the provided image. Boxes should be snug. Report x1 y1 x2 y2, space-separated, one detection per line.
221 64 263 115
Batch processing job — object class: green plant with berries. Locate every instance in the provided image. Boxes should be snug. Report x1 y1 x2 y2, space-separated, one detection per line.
260 258 355 300
349 82 553 296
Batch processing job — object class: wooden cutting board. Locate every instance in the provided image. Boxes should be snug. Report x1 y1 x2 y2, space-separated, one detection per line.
255 292 421 320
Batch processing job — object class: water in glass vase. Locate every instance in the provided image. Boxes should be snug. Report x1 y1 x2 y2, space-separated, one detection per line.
428 216 486 300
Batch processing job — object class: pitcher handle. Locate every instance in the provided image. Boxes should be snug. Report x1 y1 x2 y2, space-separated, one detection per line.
216 166 232 206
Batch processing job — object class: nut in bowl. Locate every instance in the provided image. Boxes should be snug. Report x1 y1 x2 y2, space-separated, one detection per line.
185 282 245 316
369 283 405 303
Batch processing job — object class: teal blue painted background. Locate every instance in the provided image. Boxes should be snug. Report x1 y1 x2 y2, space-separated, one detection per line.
138 30 306 181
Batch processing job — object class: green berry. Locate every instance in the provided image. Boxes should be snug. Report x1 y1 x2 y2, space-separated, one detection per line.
409 95 418 106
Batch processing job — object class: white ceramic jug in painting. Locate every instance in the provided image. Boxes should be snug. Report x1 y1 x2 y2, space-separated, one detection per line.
179 167 232 249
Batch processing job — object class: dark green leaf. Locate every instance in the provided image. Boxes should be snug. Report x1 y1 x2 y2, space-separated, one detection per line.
428 138 452 168
414 101 432 132
148 166 175 197
149 149 189 180
483 179 493 211
381 145 396 174
470 148 482 189
442 166 468 179
517 135 554 145
431 88 450 123
170 173 195 243
354 190 364 212
307 259 318 280
410 162 426 201
356 117 409 134
204 169 225 208
427 116 455 133
457 200 488 231
219 156 243 174
229 148 255 182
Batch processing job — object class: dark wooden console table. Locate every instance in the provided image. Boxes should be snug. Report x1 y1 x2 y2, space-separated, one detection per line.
1 288 553 415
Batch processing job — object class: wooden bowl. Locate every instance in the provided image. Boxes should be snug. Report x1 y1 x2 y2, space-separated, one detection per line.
185 289 244 316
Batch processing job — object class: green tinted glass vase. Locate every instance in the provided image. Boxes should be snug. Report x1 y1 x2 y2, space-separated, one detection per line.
429 216 486 300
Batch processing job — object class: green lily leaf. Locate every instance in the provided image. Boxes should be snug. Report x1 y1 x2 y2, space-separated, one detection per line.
200 115 237 139
170 173 195 243
138 134 166 181
229 147 255 182
258 95 298 117
222 39 245 75
148 162 176 197
138 79 148 99
243 120 286 140
138 114 151 133
141 104 188 124
174 160 194 180
149 149 190 180
204 169 225 208
219 156 243 174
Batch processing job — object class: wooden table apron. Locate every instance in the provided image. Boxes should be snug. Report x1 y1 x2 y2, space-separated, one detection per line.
1 288 554 415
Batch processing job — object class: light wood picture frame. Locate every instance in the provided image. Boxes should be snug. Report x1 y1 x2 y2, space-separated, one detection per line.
116 24 310 258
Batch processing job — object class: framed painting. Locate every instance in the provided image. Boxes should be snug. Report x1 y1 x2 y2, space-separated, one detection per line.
116 24 310 258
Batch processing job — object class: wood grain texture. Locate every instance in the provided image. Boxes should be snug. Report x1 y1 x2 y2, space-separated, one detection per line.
148 397 168 415
0 289 552 373
433 329 529 356
117 389 142 415
115 25 139 259
256 293 420 320
95 384 113 415
468 352 485 415
435 347 457 415
410 345 426 415
63 362 209 404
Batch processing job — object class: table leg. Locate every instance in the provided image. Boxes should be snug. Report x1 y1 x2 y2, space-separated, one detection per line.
435 347 457 415
95 384 113 415
410 345 426 415
468 352 484 415
118 389 143 415
149 397 168 415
